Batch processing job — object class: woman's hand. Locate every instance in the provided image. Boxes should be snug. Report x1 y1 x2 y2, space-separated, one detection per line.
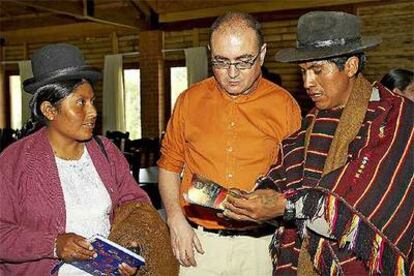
118 262 138 276
55 233 96 262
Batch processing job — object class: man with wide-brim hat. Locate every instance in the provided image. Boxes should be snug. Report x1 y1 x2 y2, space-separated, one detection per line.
223 11 413 275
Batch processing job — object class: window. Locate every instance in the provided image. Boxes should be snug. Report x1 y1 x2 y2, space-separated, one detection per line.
170 67 188 112
9 75 22 130
123 69 141 139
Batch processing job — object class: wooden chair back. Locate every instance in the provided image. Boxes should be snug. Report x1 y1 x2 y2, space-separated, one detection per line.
105 131 130 152
0 128 18 153
125 138 160 168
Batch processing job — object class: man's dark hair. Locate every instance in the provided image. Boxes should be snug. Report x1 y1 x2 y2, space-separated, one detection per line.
326 53 367 74
209 12 264 48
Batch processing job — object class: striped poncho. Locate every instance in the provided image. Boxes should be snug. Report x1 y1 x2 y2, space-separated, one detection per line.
258 83 413 275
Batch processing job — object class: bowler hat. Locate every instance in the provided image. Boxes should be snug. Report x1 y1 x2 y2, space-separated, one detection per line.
23 43 102 94
275 11 382 63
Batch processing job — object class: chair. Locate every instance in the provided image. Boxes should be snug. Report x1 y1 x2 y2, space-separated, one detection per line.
141 183 162 210
125 138 162 209
125 138 160 168
0 128 18 153
123 150 141 181
105 131 130 152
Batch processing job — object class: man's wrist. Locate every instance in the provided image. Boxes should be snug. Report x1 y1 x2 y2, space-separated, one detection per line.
166 211 187 227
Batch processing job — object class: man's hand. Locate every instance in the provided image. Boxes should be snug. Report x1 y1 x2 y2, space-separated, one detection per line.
223 189 286 222
55 233 96 262
167 215 204 267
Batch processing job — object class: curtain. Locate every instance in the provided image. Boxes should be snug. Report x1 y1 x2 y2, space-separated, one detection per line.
103 54 126 134
184 46 208 86
18 60 33 127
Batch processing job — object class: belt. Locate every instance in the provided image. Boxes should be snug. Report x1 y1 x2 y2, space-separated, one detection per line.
189 221 275 238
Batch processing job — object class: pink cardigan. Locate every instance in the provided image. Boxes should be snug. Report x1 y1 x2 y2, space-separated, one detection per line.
0 128 150 275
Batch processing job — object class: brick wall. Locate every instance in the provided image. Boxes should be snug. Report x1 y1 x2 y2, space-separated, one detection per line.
139 31 164 138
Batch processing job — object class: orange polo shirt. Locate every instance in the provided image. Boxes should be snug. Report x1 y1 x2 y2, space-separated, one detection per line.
158 76 301 229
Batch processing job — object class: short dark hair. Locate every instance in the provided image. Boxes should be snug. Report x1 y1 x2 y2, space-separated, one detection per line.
210 12 264 48
326 53 367 74
19 79 90 137
380 68 414 91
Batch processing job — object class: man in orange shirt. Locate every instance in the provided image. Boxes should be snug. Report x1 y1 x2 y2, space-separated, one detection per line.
158 12 301 275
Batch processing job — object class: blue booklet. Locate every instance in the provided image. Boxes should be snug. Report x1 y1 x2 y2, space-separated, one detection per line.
51 235 145 275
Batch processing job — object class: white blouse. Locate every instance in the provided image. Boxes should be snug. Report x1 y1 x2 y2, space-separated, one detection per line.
55 147 112 275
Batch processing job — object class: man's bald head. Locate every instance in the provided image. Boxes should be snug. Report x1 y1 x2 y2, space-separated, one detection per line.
210 12 264 49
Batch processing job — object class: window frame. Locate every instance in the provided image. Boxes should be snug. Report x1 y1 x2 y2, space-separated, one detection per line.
123 65 142 140
164 60 186 123
4 68 19 128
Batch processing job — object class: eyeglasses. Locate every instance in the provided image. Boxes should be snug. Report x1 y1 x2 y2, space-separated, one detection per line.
211 50 261 70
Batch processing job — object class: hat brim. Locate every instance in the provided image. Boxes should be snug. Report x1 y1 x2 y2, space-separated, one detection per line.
23 65 102 94
274 36 382 63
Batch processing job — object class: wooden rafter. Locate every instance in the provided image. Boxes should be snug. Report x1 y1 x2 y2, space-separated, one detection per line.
129 0 159 29
159 0 381 23
0 21 133 44
7 0 140 30
0 11 54 22
130 0 152 19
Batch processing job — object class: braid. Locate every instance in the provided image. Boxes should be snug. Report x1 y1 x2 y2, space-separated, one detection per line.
18 118 43 139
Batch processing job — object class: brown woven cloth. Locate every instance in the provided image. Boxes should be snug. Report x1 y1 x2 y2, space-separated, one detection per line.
298 74 373 275
108 202 179 276
297 238 319 276
323 74 372 174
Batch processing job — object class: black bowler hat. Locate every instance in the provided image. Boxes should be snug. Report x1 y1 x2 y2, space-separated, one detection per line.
23 43 102 94
275 11 382 63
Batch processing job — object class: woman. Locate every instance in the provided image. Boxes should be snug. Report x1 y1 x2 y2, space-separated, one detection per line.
0 43 149 275
380 68 414 101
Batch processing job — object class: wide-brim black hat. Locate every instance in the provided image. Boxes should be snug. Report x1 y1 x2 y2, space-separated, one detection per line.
23 43 102 94
275 11 382 63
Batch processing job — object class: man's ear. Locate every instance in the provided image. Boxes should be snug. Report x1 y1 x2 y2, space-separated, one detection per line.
40 101 57 121
345 56 359 78
259 43 267 66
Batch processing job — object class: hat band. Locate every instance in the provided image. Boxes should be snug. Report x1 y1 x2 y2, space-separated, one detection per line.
298 37 360 49
34 66 86 82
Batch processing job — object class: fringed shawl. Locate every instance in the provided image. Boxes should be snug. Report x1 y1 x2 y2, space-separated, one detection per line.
258 80 414 275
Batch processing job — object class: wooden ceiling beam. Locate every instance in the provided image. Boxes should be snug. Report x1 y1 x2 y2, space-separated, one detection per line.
7 0 84 18
93 7 143 27
83 0 88 17
1 22 135 44
7 0 140 30
128 0 159 29
130 0 152 19
159 0 381 23
0 11 54 22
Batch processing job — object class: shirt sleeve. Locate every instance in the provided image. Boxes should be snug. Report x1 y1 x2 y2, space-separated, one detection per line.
157 92 187 173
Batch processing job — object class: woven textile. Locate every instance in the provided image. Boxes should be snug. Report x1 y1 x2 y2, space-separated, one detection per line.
258 82 414 275
109 202 179 276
